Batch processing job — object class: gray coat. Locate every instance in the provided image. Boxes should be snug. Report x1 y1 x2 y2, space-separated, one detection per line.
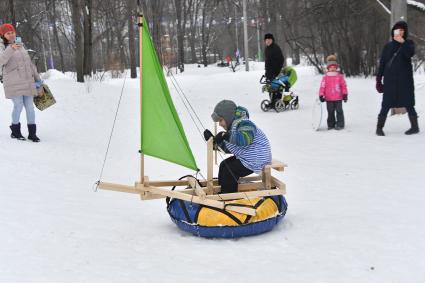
0 39 40 99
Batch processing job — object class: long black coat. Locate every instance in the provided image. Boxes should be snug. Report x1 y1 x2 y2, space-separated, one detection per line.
378 39 415 108
265 43 284 80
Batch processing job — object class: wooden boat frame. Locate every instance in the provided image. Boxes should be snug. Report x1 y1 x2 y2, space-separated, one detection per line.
97 15 287 217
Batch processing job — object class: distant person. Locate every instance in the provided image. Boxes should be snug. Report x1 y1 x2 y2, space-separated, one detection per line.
0 23 42 142
264 33 284 81
319 55 348 130
235 49 240 65
225 55 231 66
375 21 419 136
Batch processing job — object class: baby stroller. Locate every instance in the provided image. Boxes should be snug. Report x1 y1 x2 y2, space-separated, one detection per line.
259 66 299 112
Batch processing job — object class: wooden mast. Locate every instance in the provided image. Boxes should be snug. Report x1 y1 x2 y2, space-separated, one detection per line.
138 14 144 185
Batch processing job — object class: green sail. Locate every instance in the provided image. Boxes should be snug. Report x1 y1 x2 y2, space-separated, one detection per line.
141 18 198 171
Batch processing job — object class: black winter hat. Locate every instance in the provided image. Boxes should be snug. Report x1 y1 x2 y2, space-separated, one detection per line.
264 33 274 41
391 21 408 39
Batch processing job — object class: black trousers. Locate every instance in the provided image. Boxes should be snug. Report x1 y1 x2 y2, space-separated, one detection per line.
218 156 253 194
326 101 344 128
378 104 417 117
270 92 282 106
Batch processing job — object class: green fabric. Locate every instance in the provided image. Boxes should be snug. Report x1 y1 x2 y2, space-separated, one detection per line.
282 66 297 87
141 18 198 171
283 94 292 103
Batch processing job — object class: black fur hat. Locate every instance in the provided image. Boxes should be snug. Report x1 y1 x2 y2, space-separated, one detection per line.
264 33 274 41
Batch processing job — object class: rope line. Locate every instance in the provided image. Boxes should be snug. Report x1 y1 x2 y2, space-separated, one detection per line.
96 71 128 190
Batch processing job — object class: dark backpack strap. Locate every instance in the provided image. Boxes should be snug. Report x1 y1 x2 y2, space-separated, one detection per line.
386 45 402 71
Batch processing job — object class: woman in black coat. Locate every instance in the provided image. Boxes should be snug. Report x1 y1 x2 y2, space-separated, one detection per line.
375 21 419 136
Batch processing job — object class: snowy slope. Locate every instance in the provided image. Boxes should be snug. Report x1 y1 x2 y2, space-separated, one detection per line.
0 63 424 283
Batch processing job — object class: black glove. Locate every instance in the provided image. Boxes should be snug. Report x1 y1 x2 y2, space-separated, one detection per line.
319 96 325 103
343 95 348 103
215 131 229 144
376 76 384 93
203 129 214 141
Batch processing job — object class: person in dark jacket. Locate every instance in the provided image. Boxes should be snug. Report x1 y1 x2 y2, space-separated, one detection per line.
375 21 419 136
264 33 284 81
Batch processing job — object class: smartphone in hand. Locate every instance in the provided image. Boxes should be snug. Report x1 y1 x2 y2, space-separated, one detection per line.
15 36 22 45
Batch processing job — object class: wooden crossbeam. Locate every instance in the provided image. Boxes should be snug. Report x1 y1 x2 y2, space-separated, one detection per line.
146 186 256 216
239 175 263 182
146 180 189 187
97 182 142 194
266 159 287 172
188 177 206 200
271 176 286 192
205 188 285 201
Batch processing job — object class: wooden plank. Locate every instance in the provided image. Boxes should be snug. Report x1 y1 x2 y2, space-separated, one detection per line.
266 159 287 172
263 166 272 190
141 185 221 200
240 175 263 182
207 138 214 191
205 188 285 200
214 123 218 165
180 185 220 196
140 191 166 200
271 176 286 193
238 182 264 192
198 179 219 186
133 181 163 200
138 15 144 185
99 178 286 211
147 186 256 216
188 177 206 200
147 180 189 187
97 181 142 194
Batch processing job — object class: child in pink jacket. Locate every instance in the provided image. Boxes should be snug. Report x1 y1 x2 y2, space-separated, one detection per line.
319 55 348 130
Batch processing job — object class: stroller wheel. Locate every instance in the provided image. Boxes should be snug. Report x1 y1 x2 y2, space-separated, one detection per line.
261 100 271 112
291 96 300 110
274 100 286 112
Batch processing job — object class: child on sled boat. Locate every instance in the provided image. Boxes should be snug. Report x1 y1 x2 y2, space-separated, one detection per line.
204 100 272 194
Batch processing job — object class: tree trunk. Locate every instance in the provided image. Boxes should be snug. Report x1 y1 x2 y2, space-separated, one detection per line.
71 0 84 82
189 0 200 63
174 0 185 72
128 0 137 78
49 0 65 72
83 0 93 76
9 0 16 27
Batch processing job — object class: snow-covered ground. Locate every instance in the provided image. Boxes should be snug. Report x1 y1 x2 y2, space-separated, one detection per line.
1 62 424 282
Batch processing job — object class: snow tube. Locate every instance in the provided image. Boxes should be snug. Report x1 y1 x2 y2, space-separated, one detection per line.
167 195 287 238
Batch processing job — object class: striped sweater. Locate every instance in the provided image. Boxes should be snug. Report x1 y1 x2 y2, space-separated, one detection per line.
221 107 272 173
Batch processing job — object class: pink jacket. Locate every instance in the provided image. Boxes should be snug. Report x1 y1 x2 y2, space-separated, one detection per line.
319 71 348 101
